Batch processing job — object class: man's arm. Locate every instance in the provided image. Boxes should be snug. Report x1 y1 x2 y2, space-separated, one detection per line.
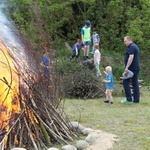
124 54 134 73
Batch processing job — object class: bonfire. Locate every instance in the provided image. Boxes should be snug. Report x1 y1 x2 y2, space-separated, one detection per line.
0 37 76 150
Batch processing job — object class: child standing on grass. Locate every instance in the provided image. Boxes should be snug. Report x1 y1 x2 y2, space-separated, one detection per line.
103 66 114 104
94 44 101 77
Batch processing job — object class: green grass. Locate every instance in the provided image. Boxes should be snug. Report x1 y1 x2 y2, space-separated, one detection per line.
63 86 150 150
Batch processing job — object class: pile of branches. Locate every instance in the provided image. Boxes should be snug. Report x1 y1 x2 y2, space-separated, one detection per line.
62 68 105 99
1 76 76 150
0 41 77 150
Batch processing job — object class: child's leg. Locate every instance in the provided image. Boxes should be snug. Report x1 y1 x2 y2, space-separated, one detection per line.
86 45 90 56
105 89 109 100
90 45 95 54
92 45 95 53
107 90 113 102
95 63 101 77
83 46 86 56
71 51 76 59
83 46 86 60
104 89 110 103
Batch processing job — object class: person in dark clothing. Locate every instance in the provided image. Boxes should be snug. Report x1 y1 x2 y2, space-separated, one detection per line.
41 51 50 78
70 39 84 60
121 36 140 103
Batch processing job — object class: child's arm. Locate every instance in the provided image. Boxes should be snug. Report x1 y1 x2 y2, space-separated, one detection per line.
98 37 100 44
103 70 107 75
81 34 84 44
76 48 78 56
81 28 84 44
103 79 111 83
100 52 101 62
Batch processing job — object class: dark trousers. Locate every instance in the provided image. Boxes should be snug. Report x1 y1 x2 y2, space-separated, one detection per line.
123 70 140 102
71 50 80 59
44 68 50 78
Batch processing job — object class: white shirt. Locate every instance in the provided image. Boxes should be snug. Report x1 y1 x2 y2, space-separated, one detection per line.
94 49 101 64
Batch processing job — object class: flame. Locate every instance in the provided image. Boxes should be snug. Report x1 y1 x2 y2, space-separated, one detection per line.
0 40 20 131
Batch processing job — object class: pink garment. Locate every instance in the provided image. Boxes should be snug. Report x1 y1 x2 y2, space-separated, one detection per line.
94 49 101 64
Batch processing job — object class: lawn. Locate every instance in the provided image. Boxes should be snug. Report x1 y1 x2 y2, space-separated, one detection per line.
63 86 150 150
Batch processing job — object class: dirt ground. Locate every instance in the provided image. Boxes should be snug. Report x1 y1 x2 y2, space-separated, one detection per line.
85 130 118 150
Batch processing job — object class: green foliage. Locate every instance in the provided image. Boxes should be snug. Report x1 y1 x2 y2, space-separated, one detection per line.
57 57 85 75
4 0 150 82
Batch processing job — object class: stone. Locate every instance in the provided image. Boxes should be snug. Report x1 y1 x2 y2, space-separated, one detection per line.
88 131 99 138
75 140 89 150
48 148 59 150
65 42 72 51
85 134 96 144
82 128 93 135
69 122 85 134
61 144 77 150
11 148 26 150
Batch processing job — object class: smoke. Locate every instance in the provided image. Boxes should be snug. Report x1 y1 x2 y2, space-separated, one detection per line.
0 1 39 79
0 2 25 58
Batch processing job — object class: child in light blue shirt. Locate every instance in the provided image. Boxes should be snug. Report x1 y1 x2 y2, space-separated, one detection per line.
90 28 100 54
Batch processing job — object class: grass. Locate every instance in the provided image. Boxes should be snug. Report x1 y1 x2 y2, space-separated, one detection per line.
63 86 150 150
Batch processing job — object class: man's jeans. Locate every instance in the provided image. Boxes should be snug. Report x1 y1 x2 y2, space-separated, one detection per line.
123 70 140 102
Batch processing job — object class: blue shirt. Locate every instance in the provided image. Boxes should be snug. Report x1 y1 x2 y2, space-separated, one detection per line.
106 73 114 90
72 43 84 52
92 33 100 44
124 43 140 71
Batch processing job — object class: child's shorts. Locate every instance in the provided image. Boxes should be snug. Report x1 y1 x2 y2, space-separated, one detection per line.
84 41 91 46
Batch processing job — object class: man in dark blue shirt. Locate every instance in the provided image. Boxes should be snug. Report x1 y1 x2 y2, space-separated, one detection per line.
121 36 140 103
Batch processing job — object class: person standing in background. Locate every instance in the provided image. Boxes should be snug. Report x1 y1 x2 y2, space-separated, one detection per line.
121 36 140 104
94 44 101 77
90 28 100 54
80 20 91 60
41 51 50 78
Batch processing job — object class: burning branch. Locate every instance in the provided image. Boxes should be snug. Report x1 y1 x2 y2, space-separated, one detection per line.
0 37 76 150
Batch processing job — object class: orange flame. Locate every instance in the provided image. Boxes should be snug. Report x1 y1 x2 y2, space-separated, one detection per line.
0 40 20 131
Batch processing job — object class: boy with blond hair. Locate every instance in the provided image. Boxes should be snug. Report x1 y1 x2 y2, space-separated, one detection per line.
103 66 114 104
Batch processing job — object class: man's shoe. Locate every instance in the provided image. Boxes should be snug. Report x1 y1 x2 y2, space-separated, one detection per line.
133 101 139 103
121 99 132 104
110 102 113 104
